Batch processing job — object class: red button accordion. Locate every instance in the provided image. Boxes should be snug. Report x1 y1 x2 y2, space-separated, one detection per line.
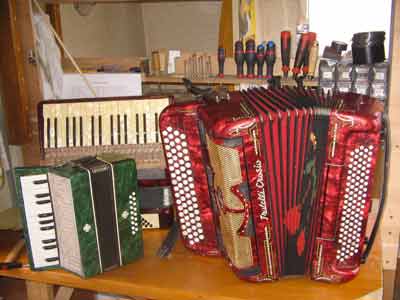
160 87 383 283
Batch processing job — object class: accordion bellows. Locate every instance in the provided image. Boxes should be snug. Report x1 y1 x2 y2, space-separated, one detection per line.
160 87 383 283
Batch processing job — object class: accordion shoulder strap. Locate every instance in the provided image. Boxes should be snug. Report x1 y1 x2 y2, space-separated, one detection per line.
361 114 389 263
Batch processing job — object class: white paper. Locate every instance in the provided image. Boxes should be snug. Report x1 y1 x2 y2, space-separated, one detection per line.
61 73 142 99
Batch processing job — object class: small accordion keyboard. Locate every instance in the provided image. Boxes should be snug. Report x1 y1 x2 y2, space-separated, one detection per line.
160 87 384 283
15 167 59 270
38 96 170 168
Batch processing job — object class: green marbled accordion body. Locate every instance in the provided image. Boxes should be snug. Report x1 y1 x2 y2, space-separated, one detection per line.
15 156 143 278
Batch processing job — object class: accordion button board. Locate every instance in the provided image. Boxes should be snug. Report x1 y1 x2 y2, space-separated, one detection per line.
160 87 383 283
160 102 220 256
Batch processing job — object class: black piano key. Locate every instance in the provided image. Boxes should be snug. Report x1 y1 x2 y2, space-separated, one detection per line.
99 116 102 145
66 117 69 147
33 179 48 185
54 118 58 148
73 116 77 146
40 225 55 231
124 114 128 144
117 114 121 144
110 115 114 145
136 113 139 144
38 213 53 218
36 193 50 198
43 245 57 250
91 116 95 146
45 257 59 262
143 113 147 144
46 118 51 148
39 219 54 225
42 239 56 244
36 199 51 205
155 113 159 142
79 116 83 146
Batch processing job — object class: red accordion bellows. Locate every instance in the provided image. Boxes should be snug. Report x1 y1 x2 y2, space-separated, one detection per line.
159 88 383 283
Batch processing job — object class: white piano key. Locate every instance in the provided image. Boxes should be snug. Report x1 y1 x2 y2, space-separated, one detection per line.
99 102 110 145
59 103 69 148
111 101 118 145
129 102 137 144
91 102 99 146
43 105 50 148
146 102 156 144
119 102 125 144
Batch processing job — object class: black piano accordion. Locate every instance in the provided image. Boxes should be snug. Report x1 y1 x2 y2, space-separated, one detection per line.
160 87 385 283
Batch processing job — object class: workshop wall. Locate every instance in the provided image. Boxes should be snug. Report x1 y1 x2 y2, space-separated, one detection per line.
61 3 146 57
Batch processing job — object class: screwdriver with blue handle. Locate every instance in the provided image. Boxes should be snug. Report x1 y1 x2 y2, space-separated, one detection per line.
265 41 276 80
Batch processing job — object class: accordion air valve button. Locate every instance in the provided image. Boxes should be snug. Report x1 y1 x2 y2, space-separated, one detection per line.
83 224 92 232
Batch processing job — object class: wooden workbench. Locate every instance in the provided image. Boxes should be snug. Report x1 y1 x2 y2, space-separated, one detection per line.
0 229 382 300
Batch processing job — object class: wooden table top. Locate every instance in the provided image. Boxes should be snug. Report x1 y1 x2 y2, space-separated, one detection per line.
0 229 382 300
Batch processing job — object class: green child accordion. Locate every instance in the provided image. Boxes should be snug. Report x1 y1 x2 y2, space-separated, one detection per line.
15 155 143 278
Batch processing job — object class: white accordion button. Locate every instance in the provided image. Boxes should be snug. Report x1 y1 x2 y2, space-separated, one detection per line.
122 211 129 219
83 224 92 232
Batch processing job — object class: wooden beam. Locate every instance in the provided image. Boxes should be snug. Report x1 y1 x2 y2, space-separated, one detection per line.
383 0 400 271
46 4 63 43
26 281 54 300
15 0 44 144
0 0 31 144
55 287 74 300
394 240 400 300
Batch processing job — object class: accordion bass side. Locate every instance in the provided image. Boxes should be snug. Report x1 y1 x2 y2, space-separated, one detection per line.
160 87 383 283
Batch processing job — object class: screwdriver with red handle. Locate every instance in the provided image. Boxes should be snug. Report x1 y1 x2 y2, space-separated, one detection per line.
280 31 291 78
302 32 317 77
292 32 310 79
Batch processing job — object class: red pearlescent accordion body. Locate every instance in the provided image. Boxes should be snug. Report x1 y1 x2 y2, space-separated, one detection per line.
159 87 383 282
159 102 220 256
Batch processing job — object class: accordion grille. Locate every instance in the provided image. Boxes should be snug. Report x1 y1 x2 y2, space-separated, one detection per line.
206 135 253 269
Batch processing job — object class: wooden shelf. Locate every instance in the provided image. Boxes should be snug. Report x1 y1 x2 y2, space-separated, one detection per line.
0 229 383 300
142 74 319 87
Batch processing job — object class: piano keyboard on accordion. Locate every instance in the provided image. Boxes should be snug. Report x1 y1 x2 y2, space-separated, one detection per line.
38 96 170 168
160 87 383 282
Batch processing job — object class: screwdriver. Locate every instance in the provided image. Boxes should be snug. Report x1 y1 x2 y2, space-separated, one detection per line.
302 32 317 77
292 32 310 79
256 44 265 78
280 31 291 78
234 40 245 78
217 47 225 78
307 39 319 79
265 41 276 80
245 39 256 78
